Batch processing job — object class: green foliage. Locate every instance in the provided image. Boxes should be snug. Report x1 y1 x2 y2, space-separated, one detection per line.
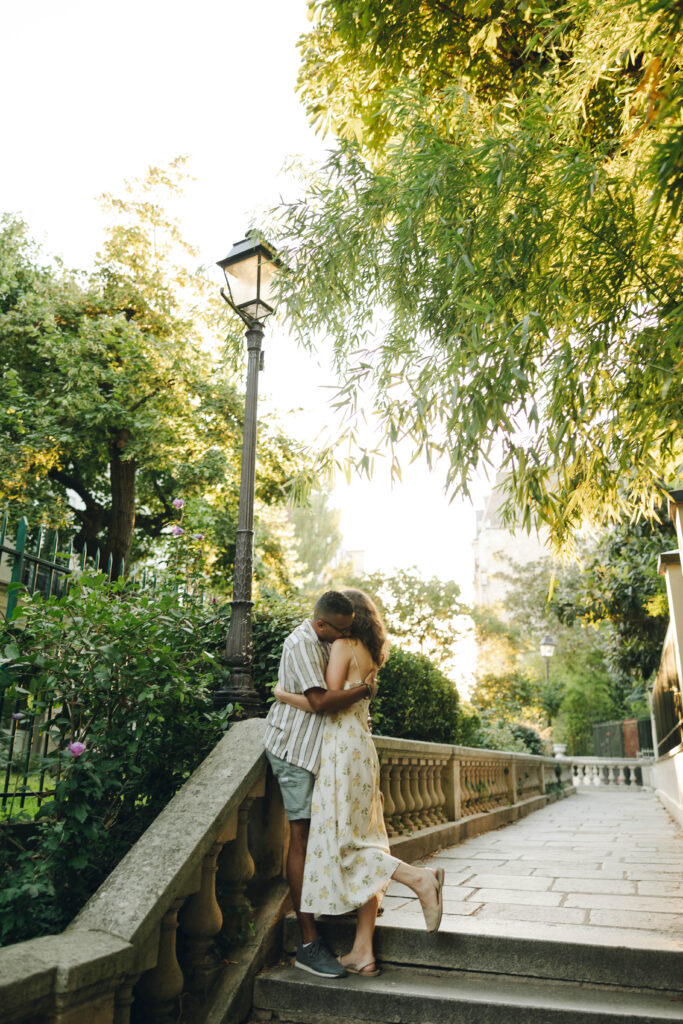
553 676 618 756
372 647 461 744
356 569 464 669
275 0 683 546
251 594 310 702
0 163 311 587
289 488 346 589
0 573 231 945
510 723 544 756
552 516 674 702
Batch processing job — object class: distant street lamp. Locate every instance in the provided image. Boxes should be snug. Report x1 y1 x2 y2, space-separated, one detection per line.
214 234 282 714
540 635 556 689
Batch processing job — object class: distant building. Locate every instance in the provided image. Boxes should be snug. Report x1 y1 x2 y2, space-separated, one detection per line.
473 475 549 615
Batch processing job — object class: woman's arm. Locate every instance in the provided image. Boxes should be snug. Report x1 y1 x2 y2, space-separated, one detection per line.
273 683 313 711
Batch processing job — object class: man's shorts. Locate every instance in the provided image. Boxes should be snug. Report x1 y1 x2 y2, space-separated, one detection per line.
265 749 315 821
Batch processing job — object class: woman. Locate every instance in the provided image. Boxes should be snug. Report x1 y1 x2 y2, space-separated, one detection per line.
273 587 444 977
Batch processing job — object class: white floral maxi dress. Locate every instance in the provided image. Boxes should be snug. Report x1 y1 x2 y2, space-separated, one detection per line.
300 673 399 915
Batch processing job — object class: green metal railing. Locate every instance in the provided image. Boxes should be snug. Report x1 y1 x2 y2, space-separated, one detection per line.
0 509 207 816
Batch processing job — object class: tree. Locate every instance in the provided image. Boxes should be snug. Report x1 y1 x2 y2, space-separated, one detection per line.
290 487 345 586
273 0 683 547
552 515 674 710
348 568 464 669
0 164 311 583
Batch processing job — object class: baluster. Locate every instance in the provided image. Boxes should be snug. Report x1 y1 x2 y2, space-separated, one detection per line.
417 758 432 826
389 758 407 835
408 759 425 829
460 761 471 815
425 761 439 824
433 759 447 821
135 898 185 1023
379 758 396 836
472 762 484 814
493 764 505 806
179 841 223 993
217 797 255 945
114 974 140 1024
399 758 416 831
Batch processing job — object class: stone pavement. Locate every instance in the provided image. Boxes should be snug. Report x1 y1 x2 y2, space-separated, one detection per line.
381 788 683 948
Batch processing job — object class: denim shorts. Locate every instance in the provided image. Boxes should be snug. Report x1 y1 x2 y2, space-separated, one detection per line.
265 749 315 821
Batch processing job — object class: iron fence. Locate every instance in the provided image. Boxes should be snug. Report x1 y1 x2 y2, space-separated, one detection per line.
0 509 208 817
652 624 683 757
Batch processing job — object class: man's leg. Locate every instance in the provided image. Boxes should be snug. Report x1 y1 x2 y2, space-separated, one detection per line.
287 818 317 944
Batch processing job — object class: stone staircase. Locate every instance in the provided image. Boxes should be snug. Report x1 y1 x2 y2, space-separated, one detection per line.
250 914 683 1023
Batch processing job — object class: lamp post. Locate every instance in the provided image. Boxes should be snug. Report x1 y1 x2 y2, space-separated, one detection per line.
214 234 281 714
540 634 556 689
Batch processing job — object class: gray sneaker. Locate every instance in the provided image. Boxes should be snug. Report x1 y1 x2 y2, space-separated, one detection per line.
295 938 347 978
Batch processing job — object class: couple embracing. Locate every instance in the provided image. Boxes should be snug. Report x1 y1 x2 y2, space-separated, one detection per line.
264 589 444 980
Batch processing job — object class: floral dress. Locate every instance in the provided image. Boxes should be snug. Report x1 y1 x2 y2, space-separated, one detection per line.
300 648 399 915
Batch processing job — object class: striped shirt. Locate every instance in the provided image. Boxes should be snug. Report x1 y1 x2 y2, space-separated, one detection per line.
264 619 329 774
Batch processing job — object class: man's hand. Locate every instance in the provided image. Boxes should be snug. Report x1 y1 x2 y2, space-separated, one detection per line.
364 669 378 699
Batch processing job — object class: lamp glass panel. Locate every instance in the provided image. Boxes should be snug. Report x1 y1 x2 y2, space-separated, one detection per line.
224 254 260 308
540 641 556 659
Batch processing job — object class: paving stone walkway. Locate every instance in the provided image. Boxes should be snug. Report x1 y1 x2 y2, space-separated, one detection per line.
381 788 683 949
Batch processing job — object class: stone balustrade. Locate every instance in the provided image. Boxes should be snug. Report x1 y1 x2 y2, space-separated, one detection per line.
0 718 289 1024
0 727 578 1024
558 755 655 789
373 737 571 859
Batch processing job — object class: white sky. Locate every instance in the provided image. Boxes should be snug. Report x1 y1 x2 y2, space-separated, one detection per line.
1 0 490 600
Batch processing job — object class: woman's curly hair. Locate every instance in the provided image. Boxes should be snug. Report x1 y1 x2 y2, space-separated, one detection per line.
341 588 390 667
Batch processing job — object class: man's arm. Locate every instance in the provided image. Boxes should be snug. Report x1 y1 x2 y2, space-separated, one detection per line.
304 672 376 713
273 676 376 713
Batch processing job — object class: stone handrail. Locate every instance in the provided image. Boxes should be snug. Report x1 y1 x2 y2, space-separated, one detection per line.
557 754 655 789
0 727 574 1024
0 718 287 1024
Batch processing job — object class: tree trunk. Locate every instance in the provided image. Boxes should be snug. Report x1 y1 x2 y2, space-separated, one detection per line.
106 429 136 578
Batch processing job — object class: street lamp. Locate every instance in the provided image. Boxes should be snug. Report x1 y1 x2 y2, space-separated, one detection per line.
214 234 282 714
540 635 556 688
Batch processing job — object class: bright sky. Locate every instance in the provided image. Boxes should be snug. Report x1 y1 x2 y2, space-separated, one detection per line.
2 0 489 599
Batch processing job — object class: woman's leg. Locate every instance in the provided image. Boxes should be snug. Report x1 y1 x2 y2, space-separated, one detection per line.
392 861 438 905
392 860 444 932
340 894 380 973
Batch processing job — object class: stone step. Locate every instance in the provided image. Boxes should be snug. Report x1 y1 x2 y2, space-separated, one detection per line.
282 915 683 994
253 964 683 1024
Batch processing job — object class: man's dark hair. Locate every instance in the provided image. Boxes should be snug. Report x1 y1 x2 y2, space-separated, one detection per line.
314 591 354 619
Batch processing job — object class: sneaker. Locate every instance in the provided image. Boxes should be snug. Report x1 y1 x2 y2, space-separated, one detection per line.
295 938 348 978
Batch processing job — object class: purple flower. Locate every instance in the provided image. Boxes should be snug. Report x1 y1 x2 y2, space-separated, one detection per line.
68 741 86 758
191 533 205 540
11 711 24 721
172 525 184 537
172 498 184 510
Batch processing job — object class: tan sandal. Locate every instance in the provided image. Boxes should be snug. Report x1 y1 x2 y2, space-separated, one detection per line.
338 956 380 977
422 867 445 933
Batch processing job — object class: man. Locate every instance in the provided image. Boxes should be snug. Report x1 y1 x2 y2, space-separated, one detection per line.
264 591 377 979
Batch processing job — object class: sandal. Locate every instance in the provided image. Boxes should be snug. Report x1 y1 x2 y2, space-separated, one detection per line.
422 867 445 933
338 956 380 977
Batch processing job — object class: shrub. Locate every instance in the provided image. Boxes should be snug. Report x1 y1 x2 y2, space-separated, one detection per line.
372 647 461 744
0 573 231 945
510 723 544 756
251 593 309 702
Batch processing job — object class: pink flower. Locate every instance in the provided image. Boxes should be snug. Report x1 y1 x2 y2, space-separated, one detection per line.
172 498 184 510
172 525 184 537
68 741 86 758
11 712 24 721
191 533 204 540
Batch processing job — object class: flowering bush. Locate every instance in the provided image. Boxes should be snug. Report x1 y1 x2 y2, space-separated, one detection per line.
0 573 232 945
